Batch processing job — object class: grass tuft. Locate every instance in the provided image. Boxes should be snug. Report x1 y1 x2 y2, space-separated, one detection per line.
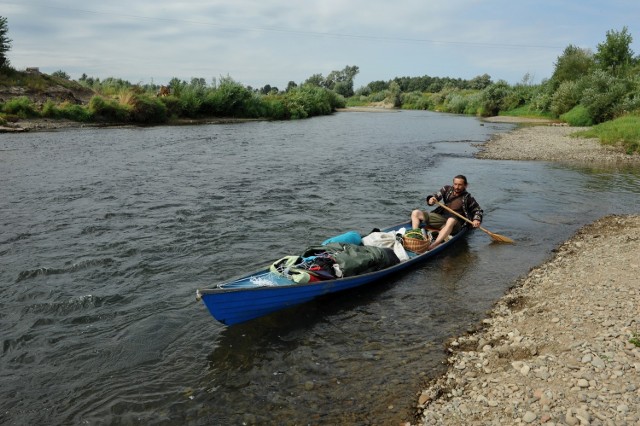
573 114 640 154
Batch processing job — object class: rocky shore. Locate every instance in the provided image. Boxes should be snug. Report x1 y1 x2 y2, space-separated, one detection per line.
476 124 640 164
412 124 640 425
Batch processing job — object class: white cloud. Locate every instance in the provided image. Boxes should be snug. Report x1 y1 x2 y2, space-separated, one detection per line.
3 0 640 87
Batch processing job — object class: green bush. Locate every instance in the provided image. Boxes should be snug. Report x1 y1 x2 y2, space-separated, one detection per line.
41 100 61 118
501 85 530 111
560 105 593 126
275 85 344 119
400 91 429 109
580 70 632 123
530 90 553 113
445 92 468 114
463 92 483 115
2 96 38 118
89 95 130 122
158 95 182 119
59 103 92 122
262 96 288 119
129 94 167 124
178 89 203 118
281 89 308 119
550 80 582 116
479 81 511 116
368 91 387 102
201 79 255 117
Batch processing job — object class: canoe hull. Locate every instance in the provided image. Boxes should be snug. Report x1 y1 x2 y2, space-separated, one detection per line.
198 222 468 326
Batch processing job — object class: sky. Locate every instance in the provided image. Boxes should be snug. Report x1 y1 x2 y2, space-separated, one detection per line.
2 1 640 90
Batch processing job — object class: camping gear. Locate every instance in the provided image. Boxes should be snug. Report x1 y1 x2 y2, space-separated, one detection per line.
196 220 469 326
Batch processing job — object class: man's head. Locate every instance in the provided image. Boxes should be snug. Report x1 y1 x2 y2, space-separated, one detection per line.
452 175 468 195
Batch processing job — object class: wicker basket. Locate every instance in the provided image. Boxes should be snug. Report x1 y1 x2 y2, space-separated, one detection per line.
402 233 431 254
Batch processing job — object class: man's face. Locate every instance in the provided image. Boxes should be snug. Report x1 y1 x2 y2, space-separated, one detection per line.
452 178 466 195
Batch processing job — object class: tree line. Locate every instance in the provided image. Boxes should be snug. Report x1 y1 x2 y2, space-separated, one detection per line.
1 14 639 145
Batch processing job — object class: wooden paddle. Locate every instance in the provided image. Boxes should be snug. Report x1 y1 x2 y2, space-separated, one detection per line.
434 200 514 243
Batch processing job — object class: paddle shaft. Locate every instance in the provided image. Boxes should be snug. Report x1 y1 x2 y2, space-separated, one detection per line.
434 200 484 230
432 200 514 243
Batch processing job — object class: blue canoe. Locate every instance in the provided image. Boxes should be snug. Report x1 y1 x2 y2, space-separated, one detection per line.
197 221 469 326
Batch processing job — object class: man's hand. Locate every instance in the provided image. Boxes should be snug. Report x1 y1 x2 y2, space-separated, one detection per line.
427 197 436 206
472 219 481 228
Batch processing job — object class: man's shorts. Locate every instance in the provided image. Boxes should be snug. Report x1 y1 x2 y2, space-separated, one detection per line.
422 211 463 234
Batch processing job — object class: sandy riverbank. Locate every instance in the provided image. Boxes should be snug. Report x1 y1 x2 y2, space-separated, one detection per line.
410 124 640 425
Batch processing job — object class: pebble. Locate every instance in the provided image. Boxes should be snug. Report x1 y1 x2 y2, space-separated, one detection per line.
416 215 640 425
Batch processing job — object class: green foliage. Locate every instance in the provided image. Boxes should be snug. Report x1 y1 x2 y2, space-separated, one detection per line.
580 70 631 123
345 96 370 107
158 95 182 118
261 96 288 119
51 70 70 80
399 92 417 109
58 103 93 122
550 80 583 116
468 74 493 90
2 96 37 118
573 114 640 154
203 77 257 117
444 91 469 114
594 26 635 77
89 95 130 122
386 81 402 107
0 16 12 70
129 94 168 124
41 100 61 118
551 45 594 86
367 80 389 93
479 81 511 116
560 105 593 126
303 65 359 97
304 73 324 87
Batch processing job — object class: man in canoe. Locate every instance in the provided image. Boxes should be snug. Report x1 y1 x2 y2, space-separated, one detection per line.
410 174 483 250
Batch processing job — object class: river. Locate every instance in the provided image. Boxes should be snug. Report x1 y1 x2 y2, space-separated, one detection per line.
1 110 639 425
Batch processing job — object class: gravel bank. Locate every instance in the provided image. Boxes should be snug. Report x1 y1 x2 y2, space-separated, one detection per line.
476 125 640 164
416 215 640 425
412 123 640 425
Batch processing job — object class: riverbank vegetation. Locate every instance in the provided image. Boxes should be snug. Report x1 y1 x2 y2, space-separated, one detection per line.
1 15 639 152
0 68 346 125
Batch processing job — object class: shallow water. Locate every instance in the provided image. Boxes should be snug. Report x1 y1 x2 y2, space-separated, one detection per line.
1 111 639 424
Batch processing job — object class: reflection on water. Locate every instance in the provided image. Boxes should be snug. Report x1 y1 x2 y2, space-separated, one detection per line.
1 111 639 424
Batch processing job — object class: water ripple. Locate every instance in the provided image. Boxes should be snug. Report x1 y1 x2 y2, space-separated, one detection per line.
16 258 117 282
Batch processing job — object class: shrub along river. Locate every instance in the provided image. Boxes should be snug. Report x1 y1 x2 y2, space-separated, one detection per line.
1 110 639 424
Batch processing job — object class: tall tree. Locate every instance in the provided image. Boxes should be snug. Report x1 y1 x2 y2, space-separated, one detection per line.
594 26 635 77
285 81 297 92
325 65 359 97
304 73 324 87
0 16 12 69
551 45 594 85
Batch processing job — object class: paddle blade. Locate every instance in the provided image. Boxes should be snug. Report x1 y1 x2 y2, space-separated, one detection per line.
488 232 514 243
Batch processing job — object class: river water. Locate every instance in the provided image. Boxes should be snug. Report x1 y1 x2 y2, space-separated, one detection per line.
1 110 639 425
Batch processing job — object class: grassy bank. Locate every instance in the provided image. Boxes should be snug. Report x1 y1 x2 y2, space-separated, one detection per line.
573 114 640 154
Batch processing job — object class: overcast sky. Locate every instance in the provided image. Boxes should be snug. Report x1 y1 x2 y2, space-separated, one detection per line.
3 1 639 89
